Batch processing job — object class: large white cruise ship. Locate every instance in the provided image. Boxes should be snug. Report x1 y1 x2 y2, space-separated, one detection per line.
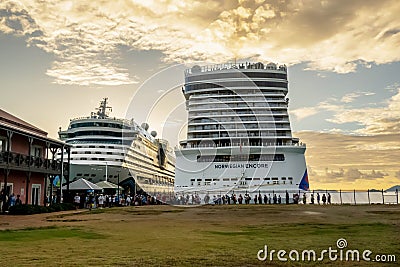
175 62 309 195
58 98 175 198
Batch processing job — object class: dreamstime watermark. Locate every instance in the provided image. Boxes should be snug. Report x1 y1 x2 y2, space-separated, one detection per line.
257 238 396 263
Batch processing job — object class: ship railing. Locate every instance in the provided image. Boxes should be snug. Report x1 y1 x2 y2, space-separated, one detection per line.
171 189 399 205
70 116 134 125
185 62 287 76
178 142 306 149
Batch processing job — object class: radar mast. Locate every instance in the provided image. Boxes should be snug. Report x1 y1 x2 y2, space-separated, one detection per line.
96 97 112 119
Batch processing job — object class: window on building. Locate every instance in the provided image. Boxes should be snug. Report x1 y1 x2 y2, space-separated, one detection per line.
31 184 41 205
32 146 42 157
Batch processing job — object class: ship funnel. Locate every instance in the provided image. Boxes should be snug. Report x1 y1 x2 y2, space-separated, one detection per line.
151 131 157 137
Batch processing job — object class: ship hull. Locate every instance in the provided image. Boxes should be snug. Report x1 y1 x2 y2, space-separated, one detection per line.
174 145 306 194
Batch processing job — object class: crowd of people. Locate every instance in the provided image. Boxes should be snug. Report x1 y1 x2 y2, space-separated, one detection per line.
0 190 23 212
1 188 334 213
173 192 290 205
72 192 167 210
173 191 334 205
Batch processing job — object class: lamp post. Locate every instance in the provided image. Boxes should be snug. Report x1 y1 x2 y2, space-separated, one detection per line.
116 170 121 206
105 162 108 182
117 172 120 198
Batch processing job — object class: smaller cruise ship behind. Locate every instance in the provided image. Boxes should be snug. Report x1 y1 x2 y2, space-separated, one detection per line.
58 98 175 199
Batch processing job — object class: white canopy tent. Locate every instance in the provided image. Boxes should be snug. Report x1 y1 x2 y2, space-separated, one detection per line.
96 181 118 189
62 178 102 191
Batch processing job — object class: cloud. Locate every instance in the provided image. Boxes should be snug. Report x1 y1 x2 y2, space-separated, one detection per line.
328 88 400 134
1 0 400 85
292 87 399 135
325 168 344 179
295 131 400 189
340 91 375 103
290 107 318 120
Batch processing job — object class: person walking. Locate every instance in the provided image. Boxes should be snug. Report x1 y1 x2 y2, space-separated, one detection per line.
98 194 105 208
322 194 327 205
74 193 80 210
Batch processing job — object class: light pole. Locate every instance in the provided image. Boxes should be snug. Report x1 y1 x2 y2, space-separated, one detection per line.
117 170 121 205
117 172 120 198
105 162 108 182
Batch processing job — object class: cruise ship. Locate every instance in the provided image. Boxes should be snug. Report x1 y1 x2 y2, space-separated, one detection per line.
175 62 309 194
58 98 175 198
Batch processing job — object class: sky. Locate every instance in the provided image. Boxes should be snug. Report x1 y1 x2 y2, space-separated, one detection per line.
1 0 400 190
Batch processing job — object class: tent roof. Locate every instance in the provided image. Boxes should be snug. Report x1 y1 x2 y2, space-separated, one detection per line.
63 178 102 190
96 181 118 189
386 185 400 192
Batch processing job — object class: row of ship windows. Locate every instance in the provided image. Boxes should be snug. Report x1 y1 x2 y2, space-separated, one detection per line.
185 72 287 82
188 181 293 186
190 177 293 181
197 154 285 162
71 151 124 155
187 132 291 139
74 144 142 150
190 103 288 109
188 123 288 131
185 81 288 91
71 158 124 162
76 145 117 149
190 90 285 97
190 116 288 124
189 96 285 104
67 139 130 145
189 111 288 117
183 140 293 148
186 177 293 186
70 122 133 130
63 131 137 138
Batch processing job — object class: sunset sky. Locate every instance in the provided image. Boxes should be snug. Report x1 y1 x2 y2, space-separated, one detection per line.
1 0 400 190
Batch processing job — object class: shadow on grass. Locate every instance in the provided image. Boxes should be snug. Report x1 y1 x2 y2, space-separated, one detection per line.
0 226 105 242
76 206 185 216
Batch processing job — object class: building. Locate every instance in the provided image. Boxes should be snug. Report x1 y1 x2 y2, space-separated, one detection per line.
175 62 309 195
0 108 69 209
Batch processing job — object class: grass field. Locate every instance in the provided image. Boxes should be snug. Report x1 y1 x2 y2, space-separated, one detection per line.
0 204 399 266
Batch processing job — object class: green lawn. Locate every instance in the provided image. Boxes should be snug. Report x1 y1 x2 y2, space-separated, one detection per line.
0 205 399 266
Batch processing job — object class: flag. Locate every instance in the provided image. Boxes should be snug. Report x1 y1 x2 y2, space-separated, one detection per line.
53 175 60 187
299 169 310 191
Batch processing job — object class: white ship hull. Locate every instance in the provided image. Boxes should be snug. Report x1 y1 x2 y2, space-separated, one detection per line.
175 145 306 194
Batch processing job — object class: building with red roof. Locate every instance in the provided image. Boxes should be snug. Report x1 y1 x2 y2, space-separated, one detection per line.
0 109 70 211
